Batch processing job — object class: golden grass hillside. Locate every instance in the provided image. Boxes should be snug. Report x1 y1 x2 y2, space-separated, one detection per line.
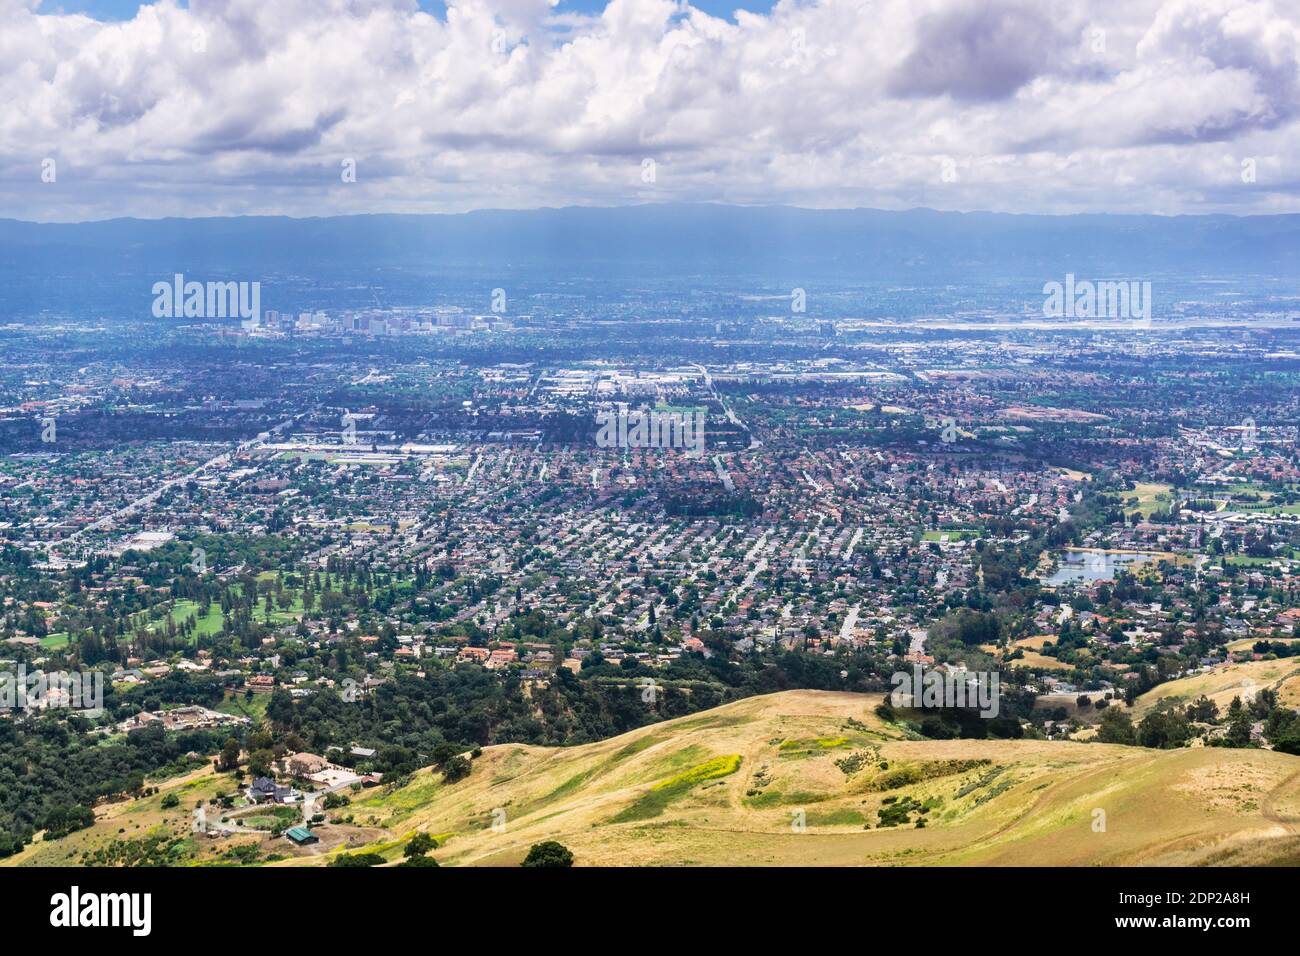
1131 660 1300 719
8 690 1300 867
320 689 1300 866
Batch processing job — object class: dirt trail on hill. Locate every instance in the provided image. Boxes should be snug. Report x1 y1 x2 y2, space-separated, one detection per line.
1261 765 1300 833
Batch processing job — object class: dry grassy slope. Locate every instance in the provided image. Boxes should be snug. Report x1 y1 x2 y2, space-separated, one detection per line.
1131 659 1300 720
327 689 1300 867
2 762 238 867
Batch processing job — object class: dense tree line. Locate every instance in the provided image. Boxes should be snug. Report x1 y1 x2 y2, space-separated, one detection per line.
0 722 223 857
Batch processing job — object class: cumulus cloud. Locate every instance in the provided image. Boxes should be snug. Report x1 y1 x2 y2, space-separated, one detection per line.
886 1 1072 102
2 0 1299 220
1134 0 1300 140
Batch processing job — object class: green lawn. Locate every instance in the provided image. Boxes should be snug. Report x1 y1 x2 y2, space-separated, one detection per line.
922 529 981 542
1225 555 1296 568
135 599 225 643
131 575 412 644
1109 482 1173 518
217 693 270 722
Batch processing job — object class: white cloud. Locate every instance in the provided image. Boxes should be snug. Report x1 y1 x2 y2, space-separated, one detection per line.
3 0 1299 220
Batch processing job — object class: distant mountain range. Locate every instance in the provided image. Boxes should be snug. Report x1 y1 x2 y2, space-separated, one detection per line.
3 204 1300 279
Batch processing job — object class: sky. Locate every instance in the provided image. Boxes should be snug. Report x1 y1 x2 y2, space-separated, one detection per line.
7 0 1300 221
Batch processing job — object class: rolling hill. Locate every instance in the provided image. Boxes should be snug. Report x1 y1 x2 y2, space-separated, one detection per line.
346 690 1300 867
1130 660 1300 720
8 690 1300 867
5 205 1300 278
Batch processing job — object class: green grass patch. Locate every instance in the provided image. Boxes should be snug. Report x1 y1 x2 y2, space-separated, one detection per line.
353 771 442 823
922 529 982 542
611 754 741 823
866 759 992 792
805 807 867 826
954 765 1006 798
134 599 226 643
613 734 667 760
543 766 598 804
651 754 742 792
216 693 269 722
777 736 853 758
744 788 831 808
640 744 707 781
